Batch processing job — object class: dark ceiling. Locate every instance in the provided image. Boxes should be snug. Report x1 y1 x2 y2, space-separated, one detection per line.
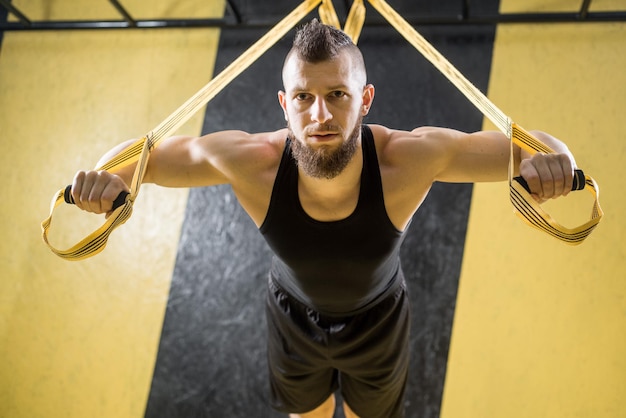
1 0 625 31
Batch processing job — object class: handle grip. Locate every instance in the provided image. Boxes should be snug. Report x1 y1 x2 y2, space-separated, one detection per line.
513 169 586 194
63 185 129 211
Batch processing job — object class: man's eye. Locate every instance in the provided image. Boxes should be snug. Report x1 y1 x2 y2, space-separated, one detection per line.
296 93 309 100
331 91 345 98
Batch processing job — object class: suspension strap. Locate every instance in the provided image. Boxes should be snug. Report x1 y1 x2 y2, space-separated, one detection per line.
319 0 366 43
43 0 603 261
344 0 366 43
367 0 602 244
41 0 323 260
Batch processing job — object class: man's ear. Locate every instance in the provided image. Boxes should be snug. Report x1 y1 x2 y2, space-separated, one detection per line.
277 90 288 121
361 84 375 116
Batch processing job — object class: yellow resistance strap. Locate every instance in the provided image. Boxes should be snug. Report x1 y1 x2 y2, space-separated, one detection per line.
367 0 603 244
41 0 324 261
319 0 366 44
42 0 603 260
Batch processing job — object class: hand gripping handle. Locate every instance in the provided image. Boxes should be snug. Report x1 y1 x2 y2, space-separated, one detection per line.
63 185 129 211
513 169 586 194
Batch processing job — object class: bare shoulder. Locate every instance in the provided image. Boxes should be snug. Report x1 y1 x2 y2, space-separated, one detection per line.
364 124 458 230
192 129 289 226
198 128 286 162
367 123 513 185
194 128 287 181
362 124 513 229
146 128 288 189
367 124 458 172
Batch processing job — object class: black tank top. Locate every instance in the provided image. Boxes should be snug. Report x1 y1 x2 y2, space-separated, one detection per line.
259 125 408 315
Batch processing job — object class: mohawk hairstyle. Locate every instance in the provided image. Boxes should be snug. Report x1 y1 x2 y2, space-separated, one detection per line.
290 18 355 62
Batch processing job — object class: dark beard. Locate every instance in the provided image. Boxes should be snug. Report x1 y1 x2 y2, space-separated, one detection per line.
288 118 362 180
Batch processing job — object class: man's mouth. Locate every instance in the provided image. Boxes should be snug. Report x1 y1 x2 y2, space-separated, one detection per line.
308 130 338 141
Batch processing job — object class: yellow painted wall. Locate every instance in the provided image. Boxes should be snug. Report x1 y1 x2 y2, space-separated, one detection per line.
3 1 624 417
442 1 626 417
0 1 224 417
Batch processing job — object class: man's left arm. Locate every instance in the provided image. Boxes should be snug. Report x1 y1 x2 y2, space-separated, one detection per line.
428 127 576 201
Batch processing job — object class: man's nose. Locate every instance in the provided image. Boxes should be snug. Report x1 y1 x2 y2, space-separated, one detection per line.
311 97 332 124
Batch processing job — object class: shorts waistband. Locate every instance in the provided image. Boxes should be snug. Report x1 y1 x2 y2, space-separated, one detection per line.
268 269 405 318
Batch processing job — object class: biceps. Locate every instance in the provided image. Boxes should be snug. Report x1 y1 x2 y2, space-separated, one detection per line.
145 135 228 187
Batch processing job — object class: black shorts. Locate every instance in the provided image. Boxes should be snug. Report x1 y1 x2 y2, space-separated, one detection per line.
265 277 411 418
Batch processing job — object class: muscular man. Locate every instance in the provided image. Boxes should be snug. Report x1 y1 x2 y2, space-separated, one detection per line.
70 19 576 418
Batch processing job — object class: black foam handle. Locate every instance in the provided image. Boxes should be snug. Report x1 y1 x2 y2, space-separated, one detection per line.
64 185 129 211
513 169 586 194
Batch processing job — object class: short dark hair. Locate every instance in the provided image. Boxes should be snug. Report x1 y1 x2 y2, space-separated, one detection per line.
289 18 355 62
284 19 366 83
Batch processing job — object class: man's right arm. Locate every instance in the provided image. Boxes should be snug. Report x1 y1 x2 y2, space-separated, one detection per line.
70 131 251 216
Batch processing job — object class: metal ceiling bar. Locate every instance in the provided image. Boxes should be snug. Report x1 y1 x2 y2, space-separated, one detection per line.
461 0 470 21
466 10 626 24
225 0 242 24
0 17 232 31
579 0 593 19
108 0 137 27
1 10 625 31
0 0 31 26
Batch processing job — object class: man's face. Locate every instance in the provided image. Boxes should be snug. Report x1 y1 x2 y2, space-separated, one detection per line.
278 51 374 179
